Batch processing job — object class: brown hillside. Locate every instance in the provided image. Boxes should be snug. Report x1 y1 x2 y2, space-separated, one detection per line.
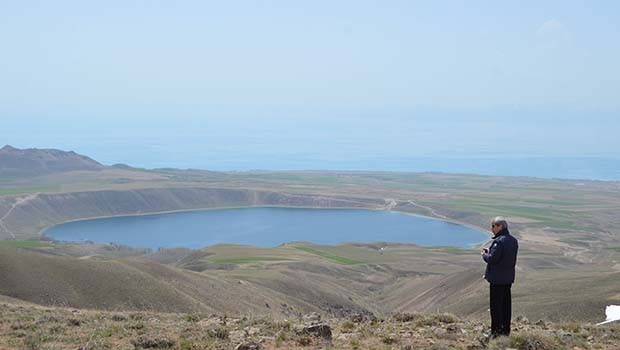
0 145 103 178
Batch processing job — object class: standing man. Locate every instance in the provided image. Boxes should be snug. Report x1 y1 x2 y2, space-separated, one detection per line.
481 216 518 338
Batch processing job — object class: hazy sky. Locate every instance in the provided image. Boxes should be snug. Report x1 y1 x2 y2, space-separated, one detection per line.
1 1 619 163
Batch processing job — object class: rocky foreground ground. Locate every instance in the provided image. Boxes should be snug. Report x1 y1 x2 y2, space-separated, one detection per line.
1 303 619 350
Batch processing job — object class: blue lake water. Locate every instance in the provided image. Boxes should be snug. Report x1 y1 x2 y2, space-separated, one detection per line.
44 207 488 250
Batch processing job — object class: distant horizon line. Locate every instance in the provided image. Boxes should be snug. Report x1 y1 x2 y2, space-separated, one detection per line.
4 144 620 160
3 144 620 182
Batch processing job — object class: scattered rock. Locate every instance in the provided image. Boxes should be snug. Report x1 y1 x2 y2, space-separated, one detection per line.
336 333 347 341
446 324 460 333
302 312 321 324
303 323 332 340
515 314 529 324
234 342 261 350
246 327 261 336
477 333 491 346
399 330 414 338
229 330 246 343
560 331 573 339
259 336 274 343
198 317 225 327
432 327 447 337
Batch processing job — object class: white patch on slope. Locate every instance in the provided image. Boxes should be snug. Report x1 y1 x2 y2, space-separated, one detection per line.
597 305 620 325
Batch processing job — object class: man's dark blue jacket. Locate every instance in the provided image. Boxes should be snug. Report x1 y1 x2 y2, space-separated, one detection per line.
482 228 518 285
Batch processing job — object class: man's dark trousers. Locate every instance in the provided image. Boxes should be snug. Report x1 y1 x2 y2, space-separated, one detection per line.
490 284 512 336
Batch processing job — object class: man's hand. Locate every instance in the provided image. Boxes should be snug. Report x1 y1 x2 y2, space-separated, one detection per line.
481 248 488 255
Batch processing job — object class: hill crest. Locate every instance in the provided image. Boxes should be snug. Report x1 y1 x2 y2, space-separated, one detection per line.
0 145 104 178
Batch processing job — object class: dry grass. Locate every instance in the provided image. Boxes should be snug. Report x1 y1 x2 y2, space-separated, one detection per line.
1 303 619 350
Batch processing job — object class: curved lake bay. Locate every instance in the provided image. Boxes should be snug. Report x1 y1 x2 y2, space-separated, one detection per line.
44 207 488 249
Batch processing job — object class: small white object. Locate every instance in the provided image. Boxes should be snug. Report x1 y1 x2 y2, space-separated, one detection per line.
597 305 620 325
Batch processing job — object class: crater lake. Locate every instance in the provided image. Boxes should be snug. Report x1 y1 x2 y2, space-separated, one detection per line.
44 207 488 249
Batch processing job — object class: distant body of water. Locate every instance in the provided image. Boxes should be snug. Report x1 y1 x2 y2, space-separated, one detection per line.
44 207 488 250
5 113 620 180
94 149 620 181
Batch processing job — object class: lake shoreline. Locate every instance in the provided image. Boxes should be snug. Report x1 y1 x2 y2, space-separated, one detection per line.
41 205 489 250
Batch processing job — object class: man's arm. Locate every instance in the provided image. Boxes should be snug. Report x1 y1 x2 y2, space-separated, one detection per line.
482 239 503 264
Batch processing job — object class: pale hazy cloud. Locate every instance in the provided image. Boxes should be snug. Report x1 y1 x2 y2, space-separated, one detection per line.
536 19 571 48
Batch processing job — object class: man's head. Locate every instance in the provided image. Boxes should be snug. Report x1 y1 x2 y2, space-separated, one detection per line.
491 216 508 235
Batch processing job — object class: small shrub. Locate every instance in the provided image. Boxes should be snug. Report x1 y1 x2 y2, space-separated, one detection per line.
94 325 120 338
489 331 559 350
48 323 65 334
79 339 113 350
131 335 176 349
36 315 59 324
415 313 458 327
275 331 287 342
433 313 458 324
487 336 513 350
128 322 146 330
12 329 27 338
274 331 287 347
11 320 35 331
559 322 581 333
427 345 457 350
130 313 145 321
382 335 398 344
177 338 197 350
511 331 559 350
111 314 128 322
67 318 82 327
23 333 42 350
340 320 355 333
207 327 229 340
274 320 291 332
184 314 200 323
393 313 421 322
296 335 312 346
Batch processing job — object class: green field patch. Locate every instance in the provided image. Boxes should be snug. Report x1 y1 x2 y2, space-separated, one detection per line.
514 198 587 207
499 186 565 193
0 240 53 248
436 199 582 231
0 185 60 196
427 246 479 255
252 173 342 184
208 257 290 264
605 247 620 252
448 201 569 221
294 246 364 265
